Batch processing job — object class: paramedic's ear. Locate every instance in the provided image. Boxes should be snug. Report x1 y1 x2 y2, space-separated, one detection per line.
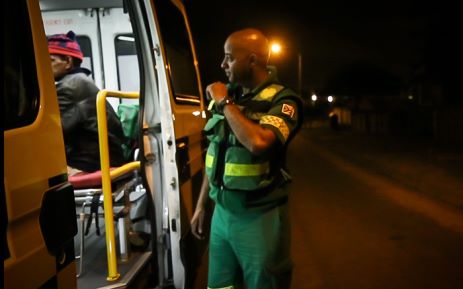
206 90 212 101
249 53 257 66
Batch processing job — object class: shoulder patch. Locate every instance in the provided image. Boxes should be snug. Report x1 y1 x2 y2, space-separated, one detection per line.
282 103 295 118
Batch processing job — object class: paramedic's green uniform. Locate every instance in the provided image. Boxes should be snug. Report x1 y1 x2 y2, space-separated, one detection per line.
204 70 303 289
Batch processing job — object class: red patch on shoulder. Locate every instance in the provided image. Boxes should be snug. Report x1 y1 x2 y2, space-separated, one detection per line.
281 104 295 118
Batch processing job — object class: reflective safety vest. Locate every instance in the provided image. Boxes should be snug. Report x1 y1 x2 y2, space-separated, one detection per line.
204 84 302 192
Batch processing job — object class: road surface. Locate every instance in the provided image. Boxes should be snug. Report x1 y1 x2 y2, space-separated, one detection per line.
288 130 463 289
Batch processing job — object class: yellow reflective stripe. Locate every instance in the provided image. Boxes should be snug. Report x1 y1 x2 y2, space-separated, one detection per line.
208 286 234 289
255 84 284 101
224 162 269 176
205 154 214 168
260 115 290 141
208 100 216 111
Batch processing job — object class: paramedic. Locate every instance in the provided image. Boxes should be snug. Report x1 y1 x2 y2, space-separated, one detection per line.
191 28 303 289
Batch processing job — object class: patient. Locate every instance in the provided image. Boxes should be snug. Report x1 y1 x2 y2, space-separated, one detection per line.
48 31 127 175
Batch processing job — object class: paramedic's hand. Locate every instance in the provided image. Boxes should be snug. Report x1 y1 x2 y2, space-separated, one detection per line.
206 82 228 103
191 207 206 240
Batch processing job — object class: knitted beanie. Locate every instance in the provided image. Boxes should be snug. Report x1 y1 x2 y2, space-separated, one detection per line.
47 31 83 60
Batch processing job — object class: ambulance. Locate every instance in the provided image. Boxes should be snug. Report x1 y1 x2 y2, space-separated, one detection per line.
4 0 209 288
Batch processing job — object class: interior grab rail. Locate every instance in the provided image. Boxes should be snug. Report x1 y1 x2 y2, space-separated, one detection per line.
96 90 140 281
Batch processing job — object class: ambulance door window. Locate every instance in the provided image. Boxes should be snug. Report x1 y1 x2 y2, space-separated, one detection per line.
115 34 140 105
76 35 94 79
156 0 200 105
4 0 40 130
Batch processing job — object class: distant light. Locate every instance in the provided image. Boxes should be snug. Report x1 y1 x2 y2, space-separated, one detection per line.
311 94 317 101
118 35 135 42
327 96 334 103
271 43 282 54
192 111 201 116
408 95 414 100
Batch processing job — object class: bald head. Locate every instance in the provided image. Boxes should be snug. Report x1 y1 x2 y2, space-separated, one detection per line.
226 28 270 67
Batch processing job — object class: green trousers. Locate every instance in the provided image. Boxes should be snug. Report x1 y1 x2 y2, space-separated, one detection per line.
207 203 292 289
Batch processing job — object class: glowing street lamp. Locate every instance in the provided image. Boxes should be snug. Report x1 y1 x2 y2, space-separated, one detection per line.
271 43 282 54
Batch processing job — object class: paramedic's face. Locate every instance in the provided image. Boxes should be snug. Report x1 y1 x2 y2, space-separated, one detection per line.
221 39 252 86
50 54 72 80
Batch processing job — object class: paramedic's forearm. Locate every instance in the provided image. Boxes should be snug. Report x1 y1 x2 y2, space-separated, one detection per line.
206 81 275 155
223 103 276 155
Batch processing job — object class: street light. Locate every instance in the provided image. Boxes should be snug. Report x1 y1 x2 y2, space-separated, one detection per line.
271 43 282 54
269 41 302 96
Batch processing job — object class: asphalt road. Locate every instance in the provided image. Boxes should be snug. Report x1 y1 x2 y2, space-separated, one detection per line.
288 130 463 289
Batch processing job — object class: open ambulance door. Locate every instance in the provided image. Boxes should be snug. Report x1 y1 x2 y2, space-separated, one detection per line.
127 0 208 287
4 1 77 288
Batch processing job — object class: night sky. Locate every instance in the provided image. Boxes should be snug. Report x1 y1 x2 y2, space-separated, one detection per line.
184 0 459 100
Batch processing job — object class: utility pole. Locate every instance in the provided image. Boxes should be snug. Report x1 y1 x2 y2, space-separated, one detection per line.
297 52 302 96
270 42 302 96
